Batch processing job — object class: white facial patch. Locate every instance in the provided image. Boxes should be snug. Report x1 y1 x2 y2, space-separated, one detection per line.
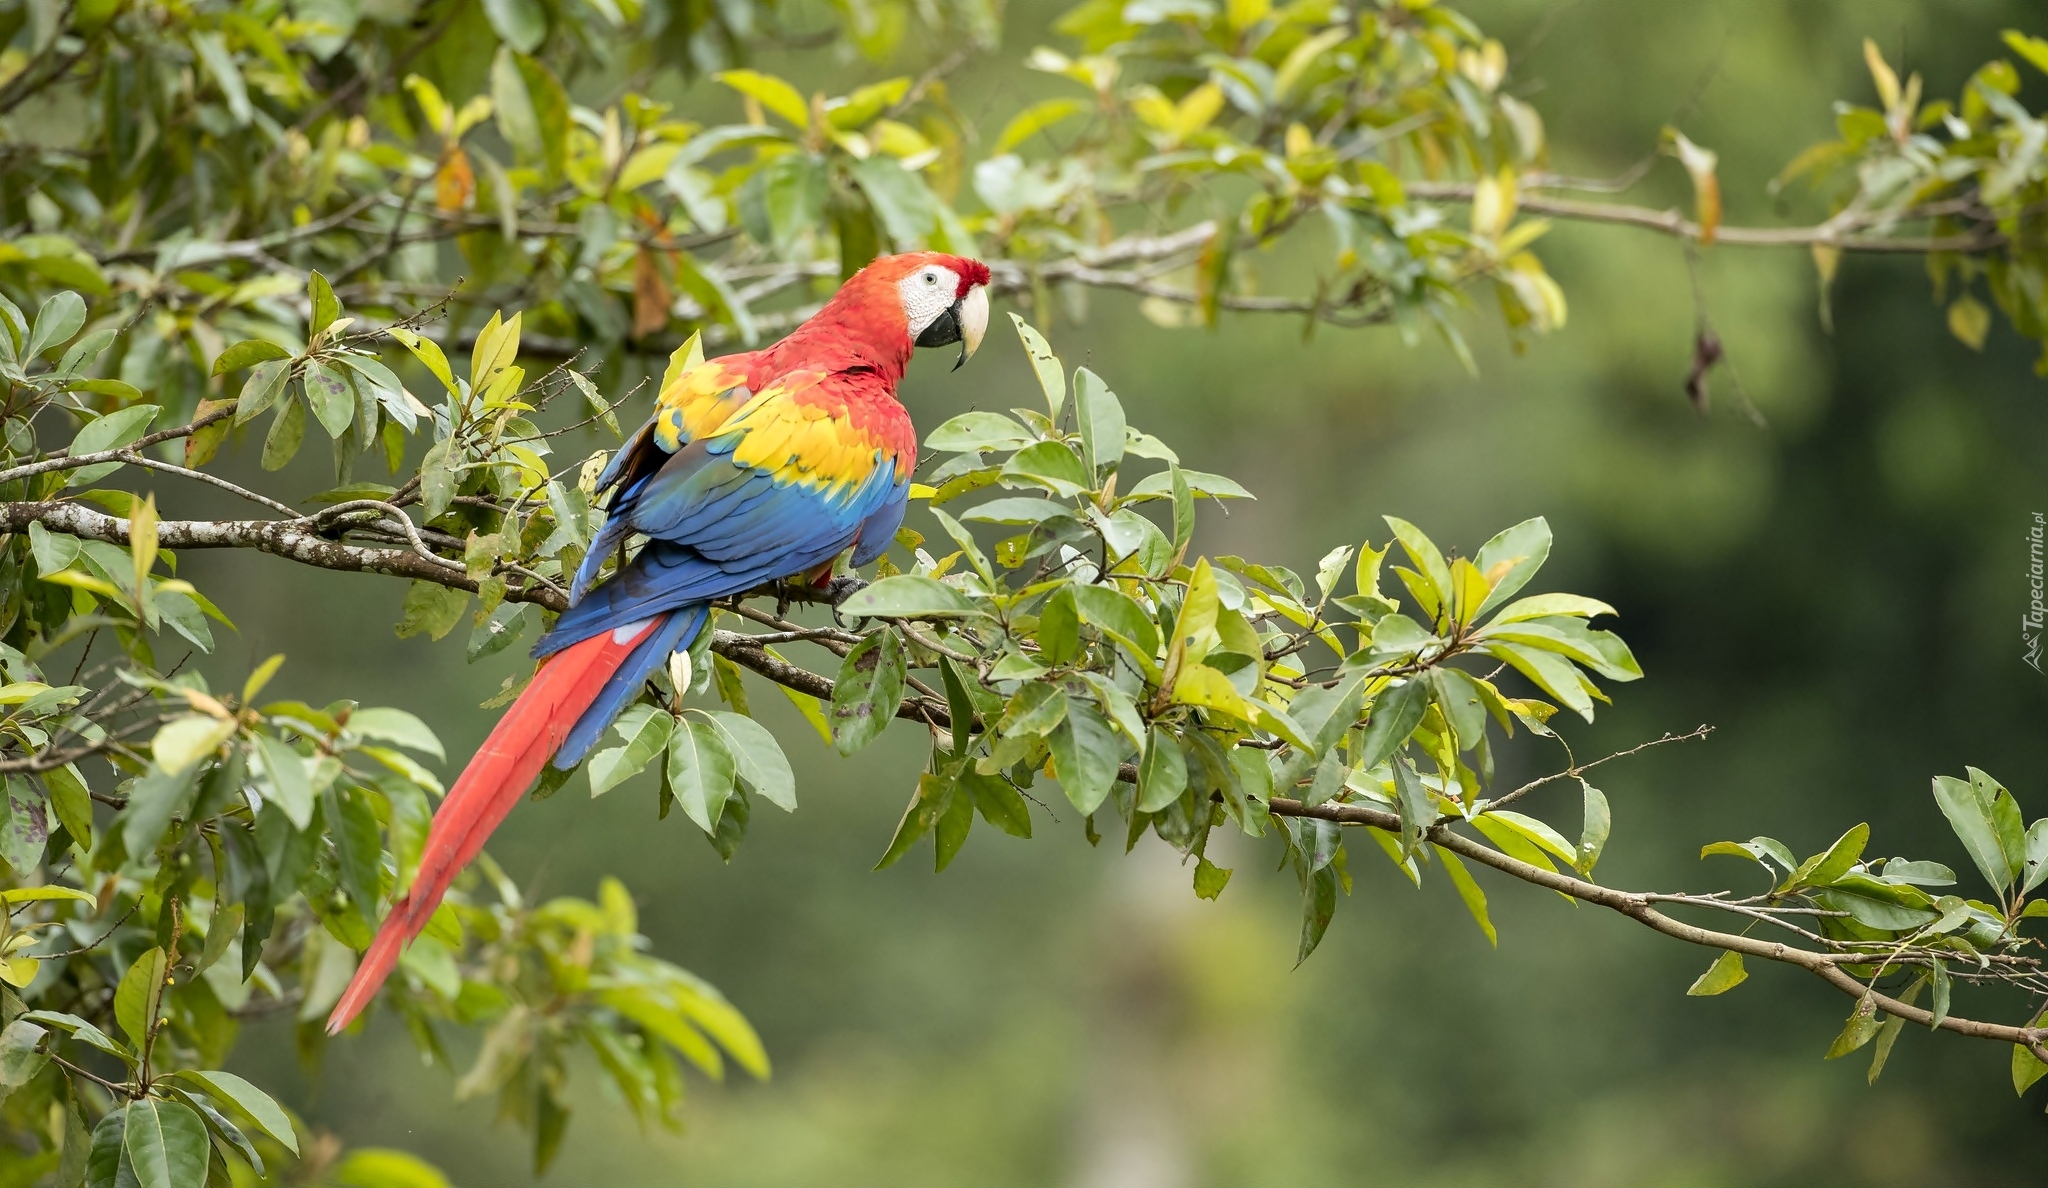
899 264 962 339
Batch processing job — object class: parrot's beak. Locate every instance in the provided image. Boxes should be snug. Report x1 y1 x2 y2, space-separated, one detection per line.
918 284 990 370
953 284 988 371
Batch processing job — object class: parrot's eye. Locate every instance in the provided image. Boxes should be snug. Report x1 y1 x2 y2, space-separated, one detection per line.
922 271 938 285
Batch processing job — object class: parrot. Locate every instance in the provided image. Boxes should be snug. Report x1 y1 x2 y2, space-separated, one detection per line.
325 252 993 1034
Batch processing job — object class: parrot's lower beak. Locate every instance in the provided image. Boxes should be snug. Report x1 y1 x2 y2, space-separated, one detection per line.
953 285 988 370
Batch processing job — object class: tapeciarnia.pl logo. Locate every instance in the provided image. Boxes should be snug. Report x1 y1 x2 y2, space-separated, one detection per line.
2029 512 2045 673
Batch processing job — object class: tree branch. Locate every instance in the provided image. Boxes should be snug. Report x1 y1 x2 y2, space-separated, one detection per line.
1406 181 2004 253
1266 795 2048 1061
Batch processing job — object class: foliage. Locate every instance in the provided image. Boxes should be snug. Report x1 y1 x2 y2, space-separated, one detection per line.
3 0 2048 1184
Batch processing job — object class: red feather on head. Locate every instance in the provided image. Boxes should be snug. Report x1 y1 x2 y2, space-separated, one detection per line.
757 252 990 384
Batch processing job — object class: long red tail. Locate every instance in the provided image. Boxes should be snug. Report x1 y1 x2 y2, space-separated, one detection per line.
325 617 663 1034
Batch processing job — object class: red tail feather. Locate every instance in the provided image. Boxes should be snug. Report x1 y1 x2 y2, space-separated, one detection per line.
325 616 664 1034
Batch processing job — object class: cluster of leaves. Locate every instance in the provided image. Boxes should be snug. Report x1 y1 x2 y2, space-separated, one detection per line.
0 0 1591 412
1783 34 2048 365
0 285 769 1180
1690 767 2048 1091
661 315 1642 965
7 0 2048 419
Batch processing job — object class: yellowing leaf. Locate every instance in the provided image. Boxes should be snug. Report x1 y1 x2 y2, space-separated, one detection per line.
1863 38 1900 110
152 714 236 774
1686 950 1748 996
0 956 39 987
996 98 1087 154
1173 82 1224 139
1666 130 1720 244
1172 663 1251 721
1948 294 1991 351
715 69 810 129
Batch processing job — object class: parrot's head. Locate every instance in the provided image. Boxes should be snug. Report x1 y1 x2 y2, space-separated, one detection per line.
811 251 992 373
889 252 992 370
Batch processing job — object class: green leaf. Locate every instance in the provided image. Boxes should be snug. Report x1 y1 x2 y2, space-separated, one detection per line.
41 763 93 849
327 785 382 925
2003 29 2048 75
303 360 356 438
876 774 946 870
1125 469 1255 502
1072 585 1162 672
960 497 1075 526
1824 994 1883 1059
829 631 905 756
417 438 457 521
1049 700 1122 815
715 69 811 128
66 404 160 486
395 581 468 642
347 707 444 761
1001 440 1092 497
667 715 736 835
1297 864 1338 964
27 292 86 358
332 1148 453 1188
1932 771 2023 894
260 392 305 471
1383 516 1453 618
925 411 1034 453
1392 758 1437 856
1434 844 1496 946
1814 874 1940 931
189 30 251 124
1685 950 1747 996
1137 726 1188 812
253 733 313 829
934 775 973 871
962 769 1031 838
1486 641 1596 720
838 575 980 618
1481 810 1579 867
482 0 546 52
1072 367 1125 475
211 339 291 375
1793 822 1869 888
0 884 93 905
1354 678 1428 771
86 1106 127 1188
308 272 340 339
0 1018 49 1093
171 1071 299 1155
704 710 796 811
25 1011 133 1063
1009 315 1066 420
1577 780 1610 873
849 155 937 247
1488 593 1617 623
2015 1043 2048 1097
123 1098 208 1188
589 705 675 798
1470 517 1552 620
114 947 167 1045
234 359 290 426
1193 856 1232 900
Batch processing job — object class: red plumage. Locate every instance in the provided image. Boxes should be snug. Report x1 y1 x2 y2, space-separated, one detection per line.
325 618 662 1032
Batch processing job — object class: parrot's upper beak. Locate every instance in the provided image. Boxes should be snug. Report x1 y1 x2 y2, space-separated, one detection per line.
954 283 988 370
916 283 991 370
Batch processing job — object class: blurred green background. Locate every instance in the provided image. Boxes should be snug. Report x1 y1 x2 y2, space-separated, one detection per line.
184 0 2048 1181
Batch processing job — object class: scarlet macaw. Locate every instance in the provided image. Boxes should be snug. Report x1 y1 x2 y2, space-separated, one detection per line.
327 252 993 1032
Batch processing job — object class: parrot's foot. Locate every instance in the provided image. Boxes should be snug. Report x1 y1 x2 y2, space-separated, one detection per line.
822 575 868 607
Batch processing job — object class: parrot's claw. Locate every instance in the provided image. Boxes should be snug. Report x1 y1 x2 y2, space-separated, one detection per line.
824 575 868 606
